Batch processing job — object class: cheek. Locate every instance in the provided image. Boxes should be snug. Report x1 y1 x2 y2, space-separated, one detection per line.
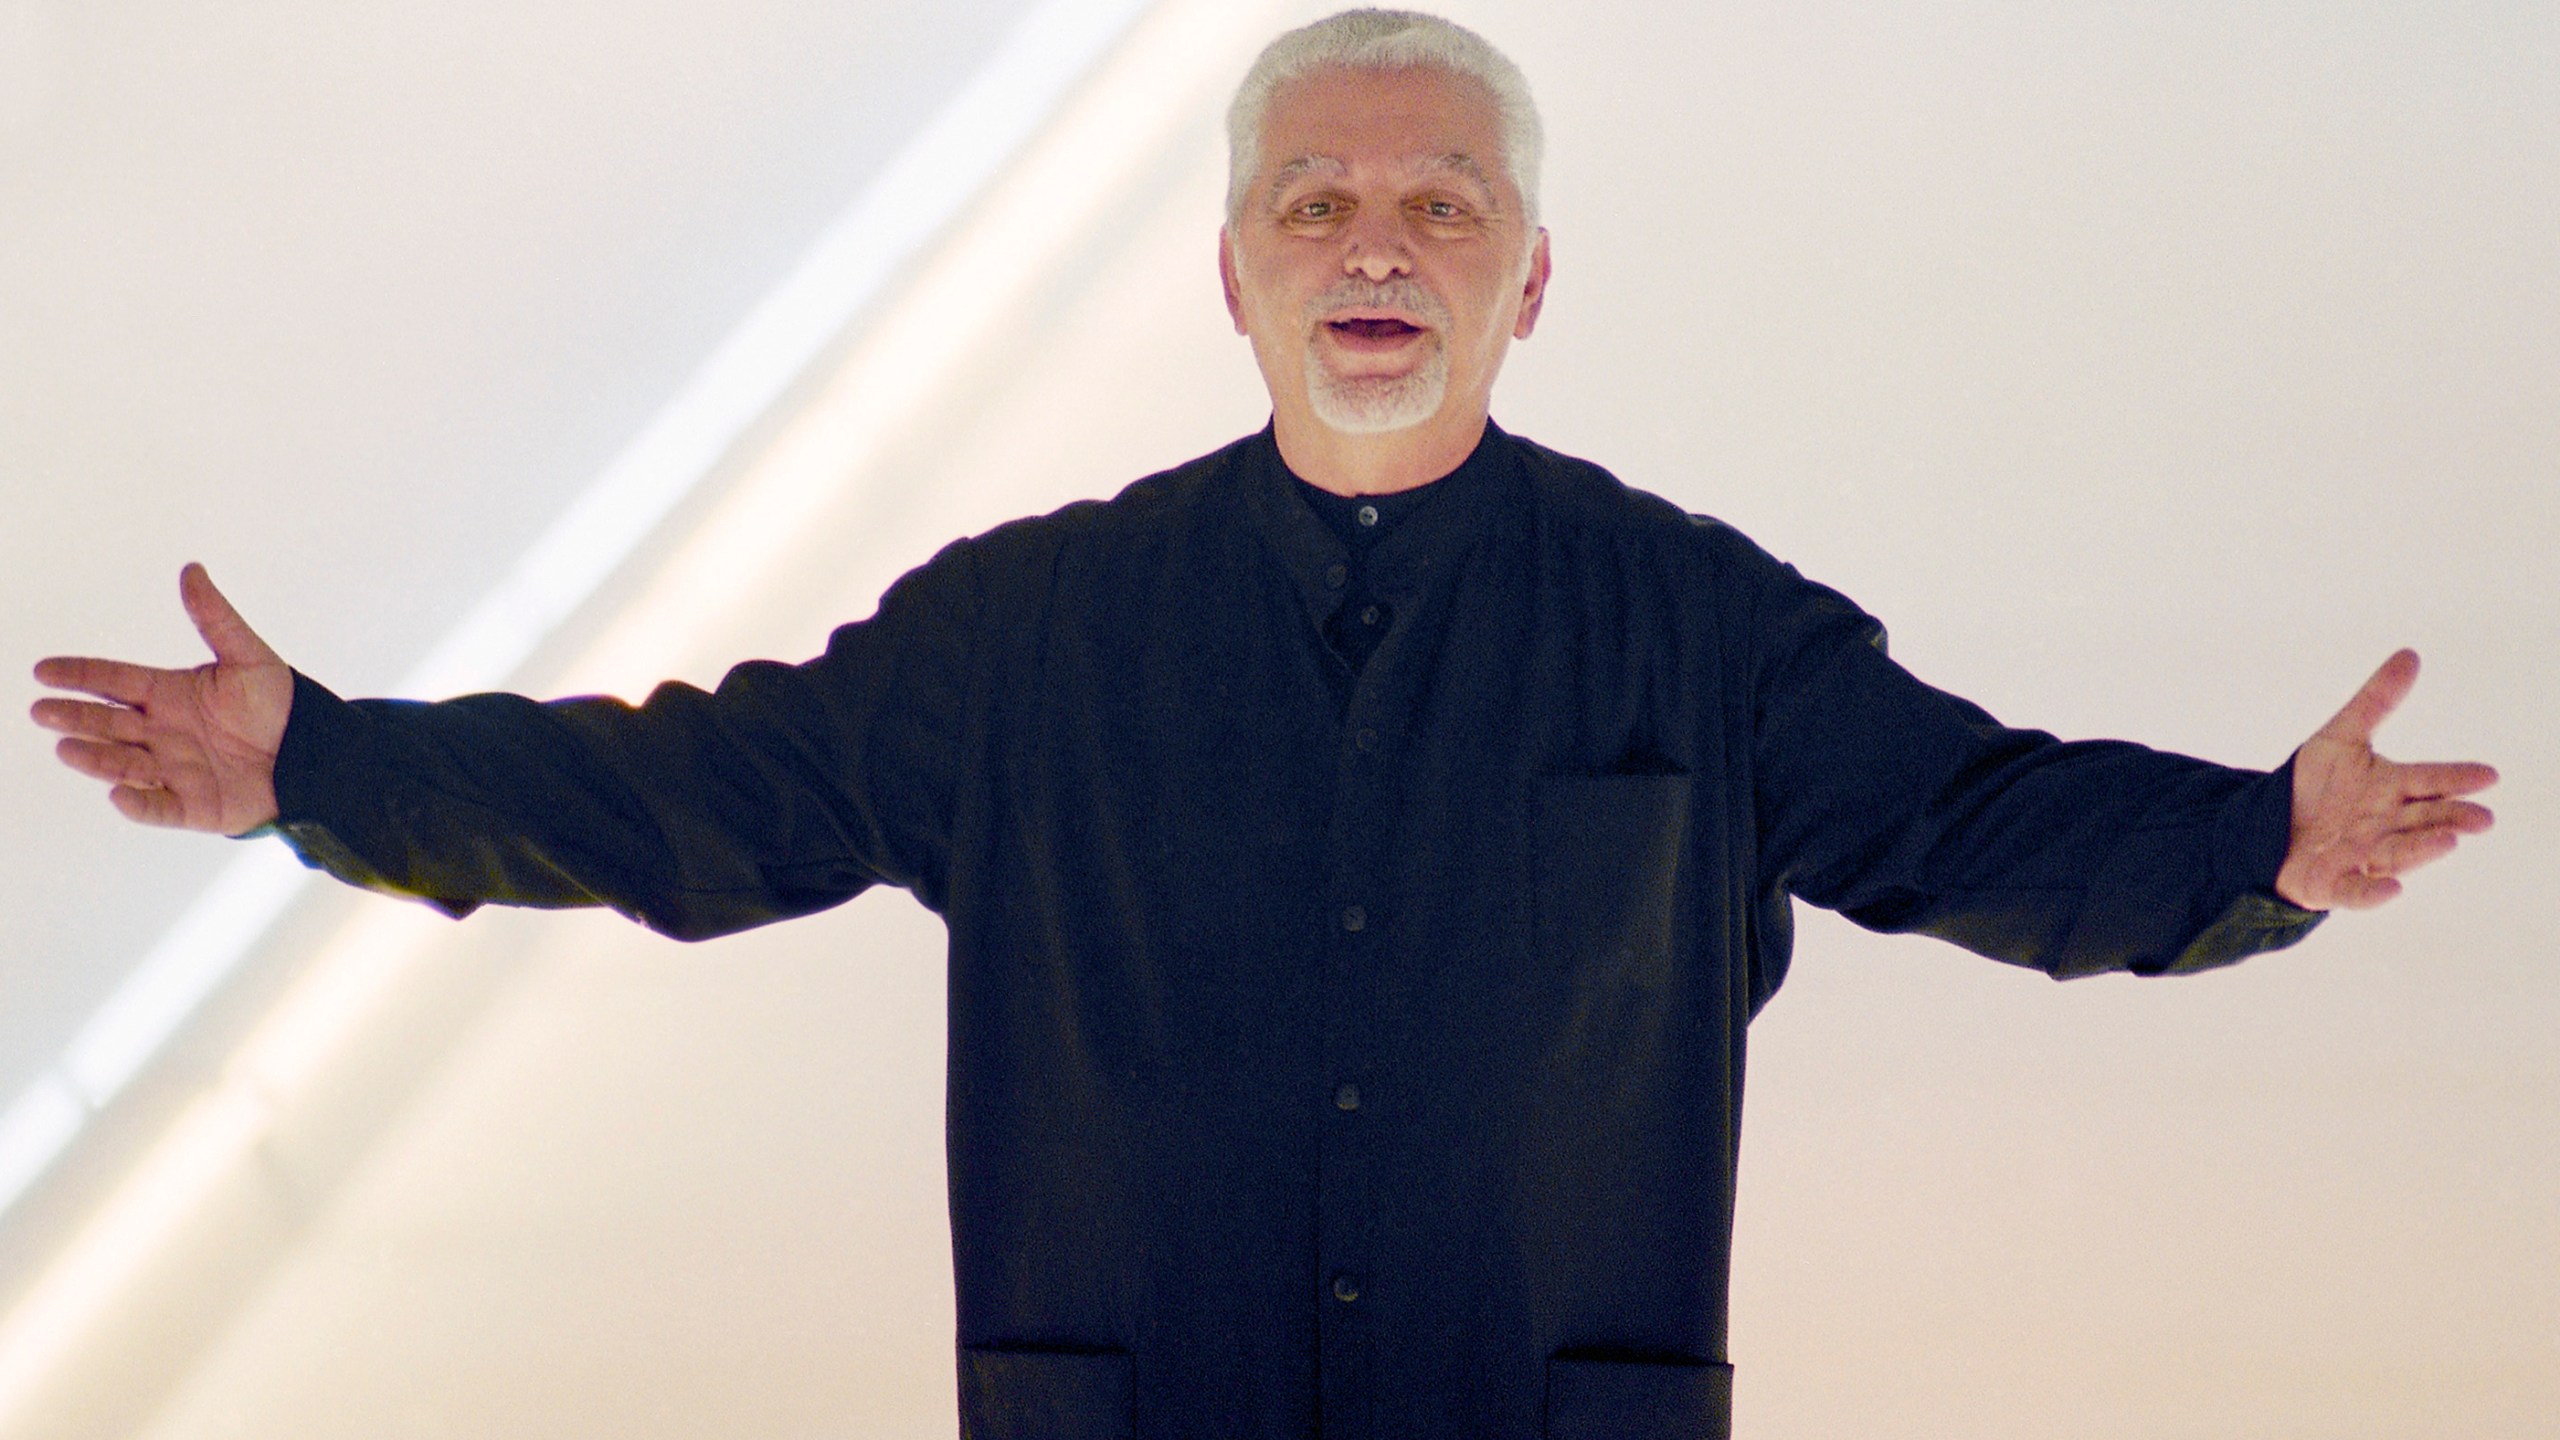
1233 265 1303 330
1450 294 1515 351
1240 293 1296 347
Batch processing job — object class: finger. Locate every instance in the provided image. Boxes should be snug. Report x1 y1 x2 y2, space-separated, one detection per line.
2387 797 2496 837
54 736 165 789
2320 648 2419 744
109 784 189 828
2391 760 2501 800
2327 870 2404 911
2361 826 2463 878
179 563 281 667
30 656 163 707
29 697 150 744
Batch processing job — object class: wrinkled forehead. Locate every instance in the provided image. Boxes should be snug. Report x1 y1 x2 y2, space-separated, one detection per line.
1263 149 1498 196
1252 64 1512 188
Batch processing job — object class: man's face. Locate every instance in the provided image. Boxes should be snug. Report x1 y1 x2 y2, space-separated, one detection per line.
1221 64 1549 438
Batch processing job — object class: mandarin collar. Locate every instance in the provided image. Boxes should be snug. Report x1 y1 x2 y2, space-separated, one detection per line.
1231 420 1520 632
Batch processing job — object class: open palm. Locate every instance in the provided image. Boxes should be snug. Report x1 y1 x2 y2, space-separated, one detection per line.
2274 649 2498 911
30 564 294 835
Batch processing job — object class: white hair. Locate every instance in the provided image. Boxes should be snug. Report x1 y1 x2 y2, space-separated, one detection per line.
1225 9 1543 229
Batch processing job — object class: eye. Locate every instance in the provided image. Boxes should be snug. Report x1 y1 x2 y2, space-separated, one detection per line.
1417 197 1468 222
1291 197 1343 222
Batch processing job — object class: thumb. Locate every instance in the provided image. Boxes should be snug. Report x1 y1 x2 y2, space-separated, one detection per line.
179 563 283 667
2319 647 2418 745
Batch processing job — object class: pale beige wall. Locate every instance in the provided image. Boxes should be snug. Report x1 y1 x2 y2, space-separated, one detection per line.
0 0 1039 1111
6 1 2552 1437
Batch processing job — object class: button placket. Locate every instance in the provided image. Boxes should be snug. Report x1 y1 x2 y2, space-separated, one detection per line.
1318 705 1386 1415
1311 518 1452 1440
1250 425 1515 1440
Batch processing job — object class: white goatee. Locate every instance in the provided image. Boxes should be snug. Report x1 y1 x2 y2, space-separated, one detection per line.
1301 277 1452 434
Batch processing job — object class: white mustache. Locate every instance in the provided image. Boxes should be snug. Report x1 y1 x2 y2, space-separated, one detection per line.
1302 277 1451 331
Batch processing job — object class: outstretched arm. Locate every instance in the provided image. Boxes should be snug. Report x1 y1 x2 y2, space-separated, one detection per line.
1738 532 2322 980
34 539 986 938
2274 649 2497 911
30 564 293 835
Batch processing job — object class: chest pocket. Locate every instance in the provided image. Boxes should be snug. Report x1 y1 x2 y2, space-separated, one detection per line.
1532 773 1691 987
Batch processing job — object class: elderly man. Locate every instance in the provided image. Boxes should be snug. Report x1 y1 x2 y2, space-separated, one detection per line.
31 10 2495 1440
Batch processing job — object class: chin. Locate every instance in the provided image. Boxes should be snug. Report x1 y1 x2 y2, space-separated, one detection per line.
1304 349 1450 435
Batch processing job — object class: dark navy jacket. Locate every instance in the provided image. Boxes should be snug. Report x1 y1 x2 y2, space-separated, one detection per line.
270 424 2321 1439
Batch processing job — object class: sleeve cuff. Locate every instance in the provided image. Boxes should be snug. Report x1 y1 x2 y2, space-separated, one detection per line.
2166 752 2324 972
254 671 475 913
271 669 363 825
2216 752 2300 898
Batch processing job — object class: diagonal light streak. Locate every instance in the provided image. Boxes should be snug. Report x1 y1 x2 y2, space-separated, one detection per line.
0 0 1159 1231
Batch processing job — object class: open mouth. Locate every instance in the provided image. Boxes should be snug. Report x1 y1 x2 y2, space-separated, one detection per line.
1327 317 1424 341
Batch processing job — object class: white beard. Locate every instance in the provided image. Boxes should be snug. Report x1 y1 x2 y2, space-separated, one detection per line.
1304 339 1449 434
1298 275 1453 434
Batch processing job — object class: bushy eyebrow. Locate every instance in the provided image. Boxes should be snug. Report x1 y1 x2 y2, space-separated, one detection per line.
1260 151 1503 210
1423 152 1495 194
1264 155 1347 208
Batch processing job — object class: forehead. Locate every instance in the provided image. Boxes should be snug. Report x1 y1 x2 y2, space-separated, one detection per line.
1255 65 1506 181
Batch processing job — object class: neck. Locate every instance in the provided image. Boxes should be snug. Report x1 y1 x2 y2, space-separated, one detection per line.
1271 401 1490 497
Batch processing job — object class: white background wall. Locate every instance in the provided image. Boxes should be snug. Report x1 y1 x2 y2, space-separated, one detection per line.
0 0 1038 1112
4 1 2554 1436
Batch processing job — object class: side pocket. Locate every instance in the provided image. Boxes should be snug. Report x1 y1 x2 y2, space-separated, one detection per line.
1544 1353 1733 1440
957 1345 1134 1440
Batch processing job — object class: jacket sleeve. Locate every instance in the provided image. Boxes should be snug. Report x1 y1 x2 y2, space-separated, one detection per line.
267 537 984 940
1736 535 2322 978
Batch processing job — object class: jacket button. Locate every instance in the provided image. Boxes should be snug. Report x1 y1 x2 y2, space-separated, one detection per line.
1354 727 1378 752
1332 1274 1361 1303
1341 905 1367 933
1334 1083 1361 1111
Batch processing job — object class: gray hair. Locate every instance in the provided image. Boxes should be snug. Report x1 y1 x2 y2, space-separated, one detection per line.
1224 9 1543 229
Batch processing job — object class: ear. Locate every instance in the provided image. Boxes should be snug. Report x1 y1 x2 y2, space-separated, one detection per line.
1512 228 1552 341
1218 228 1248 335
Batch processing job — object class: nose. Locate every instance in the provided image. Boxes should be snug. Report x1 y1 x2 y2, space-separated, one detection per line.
1345 243 1409 281
1341 209 1411 281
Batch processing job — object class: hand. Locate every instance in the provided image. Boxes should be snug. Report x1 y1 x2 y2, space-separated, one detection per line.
2274 648 2497 911
30 563 295 835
